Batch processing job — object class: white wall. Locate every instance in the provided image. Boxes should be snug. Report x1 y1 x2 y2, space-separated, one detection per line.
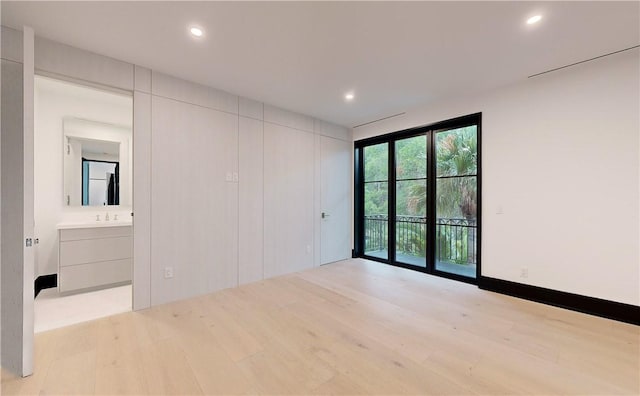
132 78 151 310
146 72 352 306
150 94 239 305
2 44 26 376
263 122 315 278
1 24 35 377
34 76 132 277
8 27 353 313
354 50 640 306
238 113 264 285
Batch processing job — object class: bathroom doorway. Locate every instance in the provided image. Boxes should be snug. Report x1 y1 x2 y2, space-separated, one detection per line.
33 75 134 332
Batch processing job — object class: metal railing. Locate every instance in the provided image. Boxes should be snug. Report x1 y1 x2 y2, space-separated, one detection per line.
364 215 477 264
395 215 427 257
364 214 389 252
436 217 477 264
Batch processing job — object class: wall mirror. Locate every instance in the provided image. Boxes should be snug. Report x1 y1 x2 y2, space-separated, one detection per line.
63 118 132 207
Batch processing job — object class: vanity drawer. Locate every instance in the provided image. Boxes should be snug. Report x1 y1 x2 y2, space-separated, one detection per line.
59 259 131 293
59 236 132 267
59 225 132 241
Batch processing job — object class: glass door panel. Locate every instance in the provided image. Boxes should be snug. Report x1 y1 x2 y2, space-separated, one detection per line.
434 126 478 278
363 143 389 260
395 135 427 266
356 113 480 284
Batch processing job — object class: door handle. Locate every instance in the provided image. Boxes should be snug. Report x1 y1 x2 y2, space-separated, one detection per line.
322 212 330 219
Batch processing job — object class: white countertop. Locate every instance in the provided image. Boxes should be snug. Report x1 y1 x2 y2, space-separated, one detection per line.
57 221 132 230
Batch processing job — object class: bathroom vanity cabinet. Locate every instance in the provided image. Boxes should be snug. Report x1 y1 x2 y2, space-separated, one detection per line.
57 223 132 293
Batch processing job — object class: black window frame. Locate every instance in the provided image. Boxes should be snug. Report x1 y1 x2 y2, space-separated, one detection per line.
354 113 482 285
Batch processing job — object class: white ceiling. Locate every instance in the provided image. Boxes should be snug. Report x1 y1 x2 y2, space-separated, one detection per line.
3 1 639 127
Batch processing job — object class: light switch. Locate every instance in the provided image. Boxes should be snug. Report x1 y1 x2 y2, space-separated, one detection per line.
232 172 239 182
225 172 233 182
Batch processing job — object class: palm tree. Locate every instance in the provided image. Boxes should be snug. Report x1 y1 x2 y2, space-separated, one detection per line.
435 127 477 219
407 127 477 216
408 126 478 263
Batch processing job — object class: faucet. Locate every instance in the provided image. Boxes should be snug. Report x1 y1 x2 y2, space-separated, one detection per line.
105 212 110 221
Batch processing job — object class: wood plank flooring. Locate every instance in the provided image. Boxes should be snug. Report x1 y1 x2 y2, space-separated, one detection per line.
2 259 638 395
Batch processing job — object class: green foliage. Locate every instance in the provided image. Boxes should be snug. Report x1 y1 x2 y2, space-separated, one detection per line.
436 126 477 177
404 126 478 219
362 126 478 264
395 137 427 179
395 223 426 257
436 226 469 264
364 144 389 215
396 136 427 217
364 182 388 215
364 143 388 182
435 126 478 220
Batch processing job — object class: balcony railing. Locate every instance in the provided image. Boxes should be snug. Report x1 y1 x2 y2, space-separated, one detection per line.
364 215 477 265
436 217 477 265
364 214 390 252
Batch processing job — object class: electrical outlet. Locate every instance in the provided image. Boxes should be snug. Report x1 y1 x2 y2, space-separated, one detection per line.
520 268 528 279
232 172 239 182
306 245 312 254
164 267 174 279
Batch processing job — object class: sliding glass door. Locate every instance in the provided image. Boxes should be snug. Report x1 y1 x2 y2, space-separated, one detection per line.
355 114 480 283
363 143 389 260
395 135 427 267
435 125 478 278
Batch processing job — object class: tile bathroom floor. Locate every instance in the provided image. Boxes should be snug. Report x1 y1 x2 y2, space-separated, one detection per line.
35 284 132 333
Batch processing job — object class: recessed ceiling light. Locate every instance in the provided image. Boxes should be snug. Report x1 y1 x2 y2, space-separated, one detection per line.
527 15 542 25
345 92 355 101
190 27 203 37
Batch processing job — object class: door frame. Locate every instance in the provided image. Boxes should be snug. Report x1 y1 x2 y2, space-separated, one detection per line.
25 72 136 376
4 25 147 379
353 113 482 285
23 25 36 378
31 73 136 291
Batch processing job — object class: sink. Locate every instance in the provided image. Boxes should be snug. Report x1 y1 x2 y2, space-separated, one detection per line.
56 221 132 230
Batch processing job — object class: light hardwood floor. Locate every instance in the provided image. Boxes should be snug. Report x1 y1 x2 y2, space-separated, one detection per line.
2 259 638 395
